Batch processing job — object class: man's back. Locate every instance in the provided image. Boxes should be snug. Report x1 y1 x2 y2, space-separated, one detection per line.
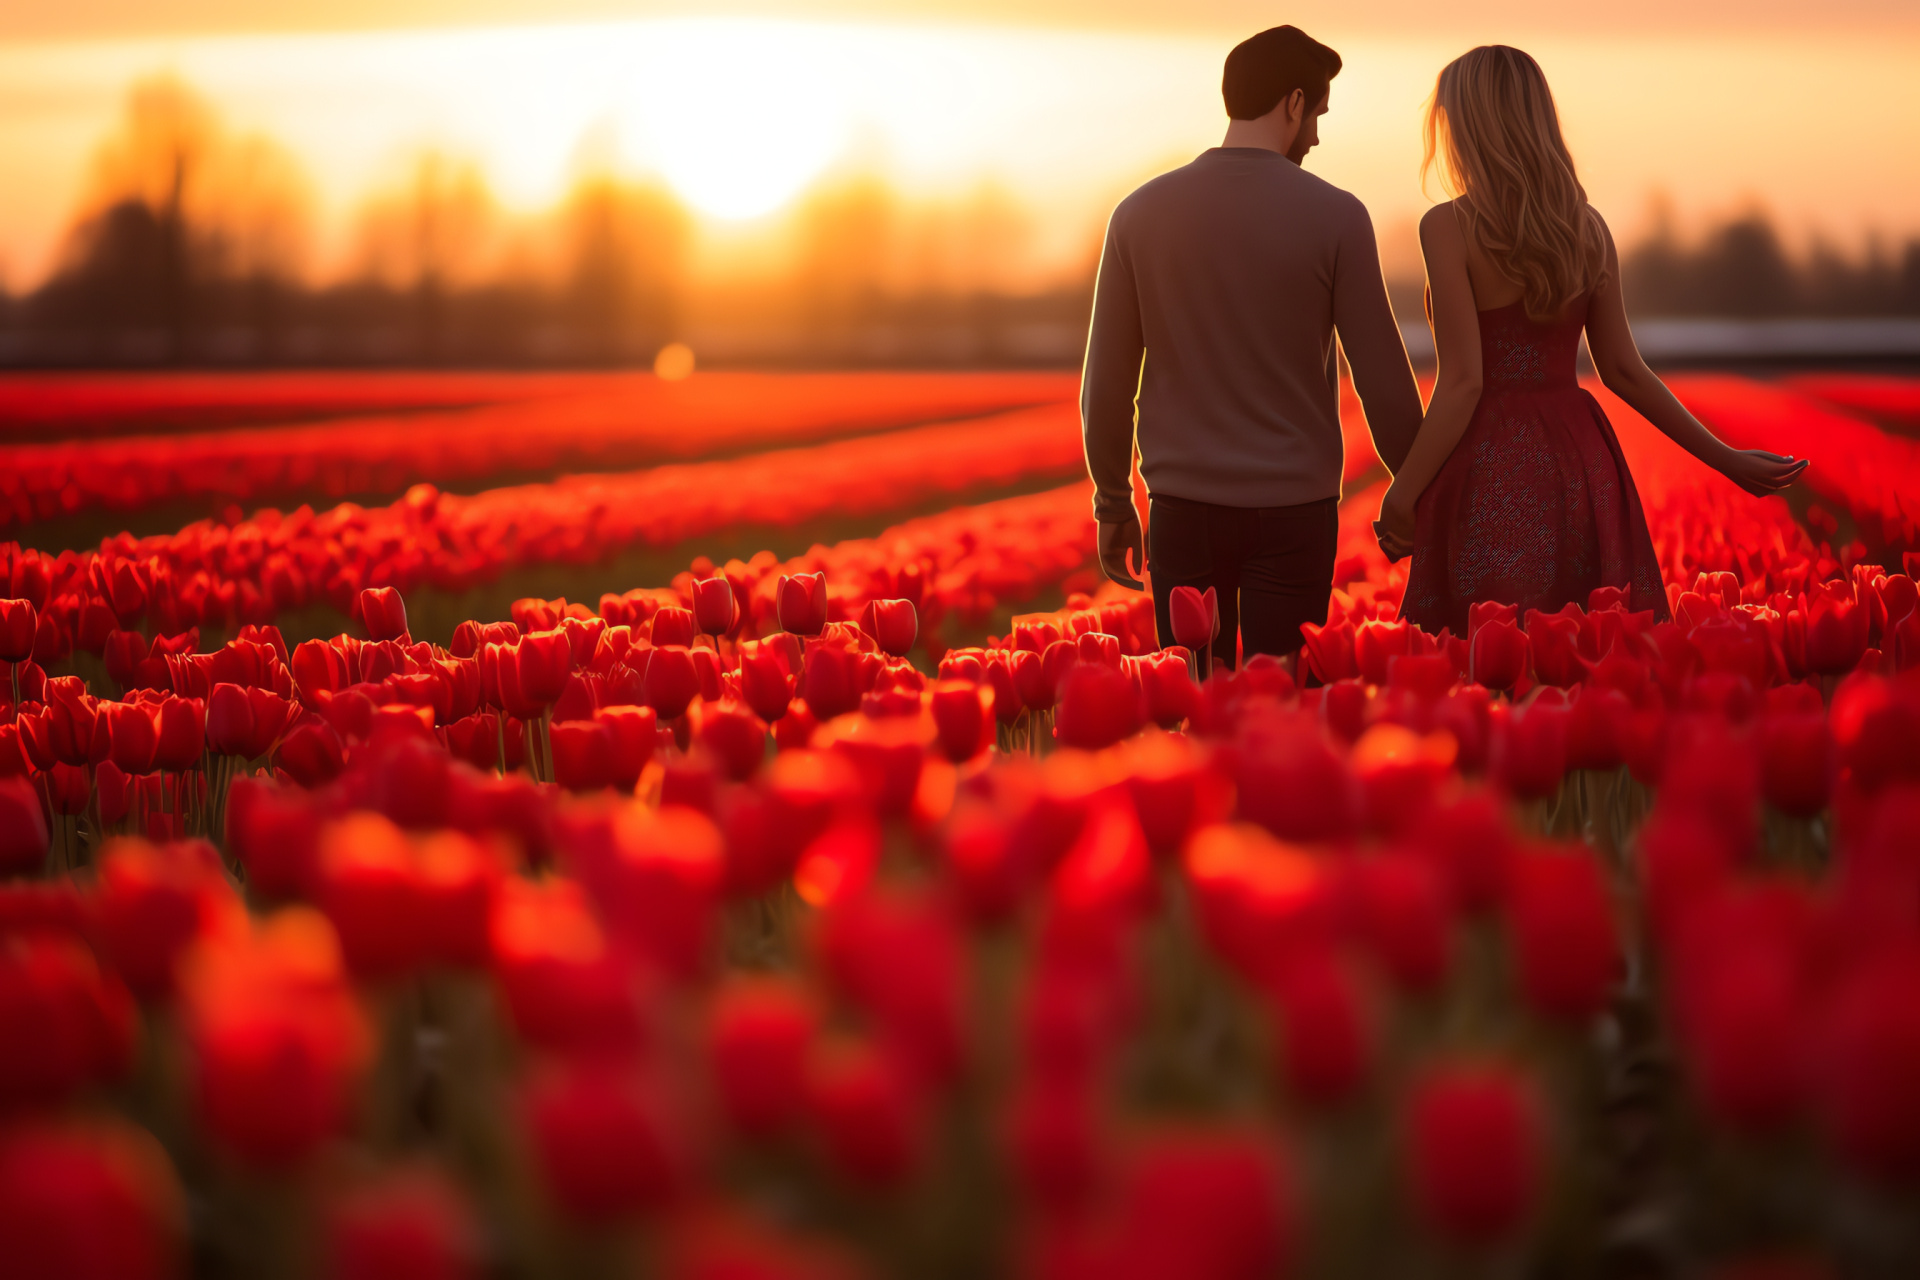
1080 147 1421 525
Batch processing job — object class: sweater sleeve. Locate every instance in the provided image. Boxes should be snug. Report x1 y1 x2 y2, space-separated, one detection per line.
1080 211 1146 525
1332 201 1424 476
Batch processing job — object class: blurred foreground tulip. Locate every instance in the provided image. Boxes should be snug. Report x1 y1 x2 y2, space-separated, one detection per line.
1407 1062 1542 1246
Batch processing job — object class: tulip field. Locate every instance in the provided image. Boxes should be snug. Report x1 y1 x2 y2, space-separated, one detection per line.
3 368 1920 1279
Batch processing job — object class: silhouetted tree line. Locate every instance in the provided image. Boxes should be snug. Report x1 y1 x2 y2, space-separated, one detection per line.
1622 211 1920 318
5 77 1910 370
0 77 1090 369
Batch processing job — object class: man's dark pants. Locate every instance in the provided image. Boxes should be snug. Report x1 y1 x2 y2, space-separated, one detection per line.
1147 494 1340 678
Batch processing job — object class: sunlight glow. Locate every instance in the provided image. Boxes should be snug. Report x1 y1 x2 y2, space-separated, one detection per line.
0 18 1916 286
622 22 853 219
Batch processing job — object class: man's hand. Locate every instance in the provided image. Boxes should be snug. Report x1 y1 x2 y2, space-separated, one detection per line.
1098 518 1145 591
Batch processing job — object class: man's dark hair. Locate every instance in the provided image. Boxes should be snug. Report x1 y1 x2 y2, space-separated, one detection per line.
1223 26 1342 120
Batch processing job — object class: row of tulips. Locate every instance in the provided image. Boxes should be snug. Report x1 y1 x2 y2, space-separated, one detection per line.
1670 373 1920 553
5 552 1920 1276
0 368 593 438
1783 372 1920 432
0 371 1075 528
0 405 1095 666
0 468 1110 851
0 368 1400 538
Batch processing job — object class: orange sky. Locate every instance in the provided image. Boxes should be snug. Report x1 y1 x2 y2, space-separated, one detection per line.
3 3 1918 289
6 0 1917 40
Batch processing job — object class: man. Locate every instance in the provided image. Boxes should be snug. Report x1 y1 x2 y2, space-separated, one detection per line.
1080 25 1423 676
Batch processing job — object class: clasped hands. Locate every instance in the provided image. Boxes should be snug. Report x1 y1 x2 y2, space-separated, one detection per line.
1374 486 1414 563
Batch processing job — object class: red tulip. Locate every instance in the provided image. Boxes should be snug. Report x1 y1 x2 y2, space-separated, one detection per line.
773 699 819 751
291 639 352 709
323 1171 477 1280
1469 618 1528 691
694 699 767 780
860 598 917 657
967 653 1012 726
1231 716 1359 844
737 641 795 722
523 1063 684 1222
1353 618 1411 686
1351 853 1453 993
1563 684 1631 772
0 1119 181 1280
357 587 410 643
650 606 696 648
0 599 37 665
550 720 616 792
801 642 864 722
104 702 159 775
807 1038 923 1187
226 780 324 902
1507 846 1616 1022
151 697 204 772
100 560 149 627
776 572 829 637
1524 605 1588 686
1491 699 1567 800
43 677 99 767
1819 952 1920 1182
596 705 657 791
690 577 736 637
1405 1062 1541 1245
1299 619 1358 684
205 683 255 757
1168 585 1217 652
95 838 230 1001
708 977 817 1138
1139 649 1198 728
1892 607 1920 673
1467 599 1519 643
1805 582 1869 675
1109 1129 1296 1280
187 969 366 1168
1677 934 1805 1132
315 814 430 979
1270 950 1372 1105
0 776 49 874
1052 662 1142 751
450 619 517 660
277 717 347 786
1759 710 1832 817
1076 630 1122 668
929 679 993 762
689 645 724 703
1026 640 1079 711
503 631 573 717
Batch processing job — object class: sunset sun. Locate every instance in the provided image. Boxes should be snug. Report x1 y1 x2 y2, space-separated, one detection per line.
623 22 852 220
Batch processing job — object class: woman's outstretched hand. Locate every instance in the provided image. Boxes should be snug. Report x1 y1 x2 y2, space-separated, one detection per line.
1719 448 1809 497
1375 489 1415 563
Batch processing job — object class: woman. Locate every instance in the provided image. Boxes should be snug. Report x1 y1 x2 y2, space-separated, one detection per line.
1375 45 1806 638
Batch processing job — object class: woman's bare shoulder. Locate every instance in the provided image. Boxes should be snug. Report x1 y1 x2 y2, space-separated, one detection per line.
1418 200 1468 249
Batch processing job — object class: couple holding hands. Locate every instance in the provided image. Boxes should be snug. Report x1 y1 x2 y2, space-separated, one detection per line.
1081 26 1805 675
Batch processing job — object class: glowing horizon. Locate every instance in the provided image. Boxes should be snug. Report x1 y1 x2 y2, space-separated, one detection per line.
2 15 1918 290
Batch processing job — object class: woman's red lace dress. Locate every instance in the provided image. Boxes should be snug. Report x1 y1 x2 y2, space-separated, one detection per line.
1400 293 1669 638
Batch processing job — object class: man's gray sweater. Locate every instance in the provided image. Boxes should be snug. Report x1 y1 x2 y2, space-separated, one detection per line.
1080 146 1424 524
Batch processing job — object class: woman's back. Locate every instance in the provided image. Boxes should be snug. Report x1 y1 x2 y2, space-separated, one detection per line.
1377 45 1806 640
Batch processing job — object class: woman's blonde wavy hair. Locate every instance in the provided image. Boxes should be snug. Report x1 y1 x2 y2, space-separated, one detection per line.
1423 46 1605 321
